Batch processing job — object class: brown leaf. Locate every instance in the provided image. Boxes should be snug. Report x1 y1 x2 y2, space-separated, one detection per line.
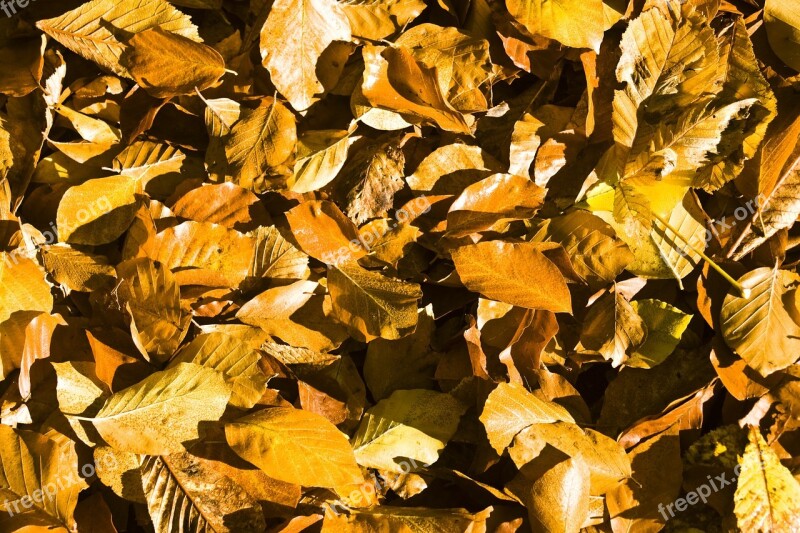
120 27 226 98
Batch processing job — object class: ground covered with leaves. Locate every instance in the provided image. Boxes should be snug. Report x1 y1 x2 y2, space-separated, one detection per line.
1 0 800 531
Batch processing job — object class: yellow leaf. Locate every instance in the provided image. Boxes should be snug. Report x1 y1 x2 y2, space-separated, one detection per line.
0 36 45 97
343 0 425 41
579 291 646 367
539 210 633 288
82 363 230 455
170 183 269 231
112 141 196 198
720 266 800 376
364 305 439 400
406 143 502 193
141 453 266 533
509 422 631 495
507 454 591 533
0 427 87 530
56 176 139 245
248 225 310 281
506 0 604 51
237 280 348 352
260 0 352 111
451 240 573 313
225 407 364 488
291 129 357 193
137 221 255 288
479 382 575 453
0 254 53 324
94 446 146 503
116 258 191 363
40 244 115 292
765 0 800 72
734 426 800 532
321 506 491 532
351 389 466 472
285 200 367 264
395 24 492 112
628 299 692 368
36 0 200 77
219 97 296 192
361 45 471 134
447 173 545 237
168 332 266 409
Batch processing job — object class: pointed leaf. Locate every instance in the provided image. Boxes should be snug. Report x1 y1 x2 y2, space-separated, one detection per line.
225 407 364 488
734 426 800 532
452 241 573 313
85 363 231 455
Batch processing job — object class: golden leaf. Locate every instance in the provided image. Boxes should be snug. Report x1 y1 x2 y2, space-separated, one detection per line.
81 363 230 455
225 407 364 488
260 0 352 111
451 240 573 313
734 426 800 532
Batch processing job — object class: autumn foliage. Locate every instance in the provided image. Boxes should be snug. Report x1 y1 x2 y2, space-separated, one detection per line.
1 0 800 531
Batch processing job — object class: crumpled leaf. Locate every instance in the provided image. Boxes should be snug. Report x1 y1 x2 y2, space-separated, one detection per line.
447 173 545 236
140 453 266 533
395 24 493 112
215 97 296 192
361 45 471 134
342 0 425 41
579 291 646 368
115 257 191 363
328 260 422 340
321 506 491 532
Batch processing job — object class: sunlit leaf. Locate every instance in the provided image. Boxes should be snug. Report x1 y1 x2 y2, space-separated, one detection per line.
734 426 800 531
225 407 364 488
720 266 800 376
82 363 230 455
260 0 352 111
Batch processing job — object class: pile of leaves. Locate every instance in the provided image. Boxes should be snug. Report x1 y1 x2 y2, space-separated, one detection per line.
2 0 800 531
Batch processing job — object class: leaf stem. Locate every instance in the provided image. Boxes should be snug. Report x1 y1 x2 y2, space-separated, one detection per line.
652 212 751 298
